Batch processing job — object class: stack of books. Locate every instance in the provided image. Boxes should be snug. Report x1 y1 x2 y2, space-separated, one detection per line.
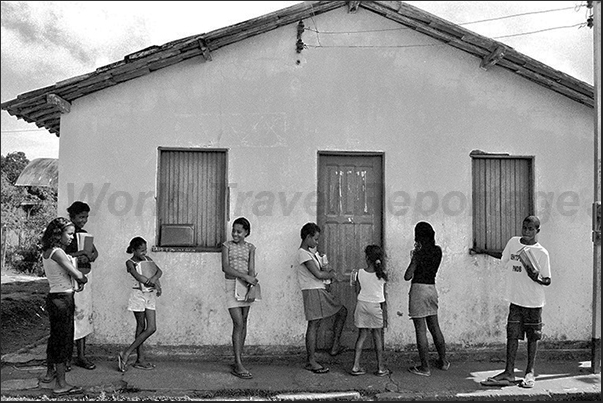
518 246 540 279
76 233 94 274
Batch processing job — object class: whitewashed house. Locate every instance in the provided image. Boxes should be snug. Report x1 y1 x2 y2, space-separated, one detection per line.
2 1 595 354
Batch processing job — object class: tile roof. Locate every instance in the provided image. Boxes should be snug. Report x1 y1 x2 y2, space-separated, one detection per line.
0 1 594 137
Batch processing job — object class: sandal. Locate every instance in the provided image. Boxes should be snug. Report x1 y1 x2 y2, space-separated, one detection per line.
52 385 83 396
74 357 96 370
117 353 127 372
408 365 431 377
133 362 156 370
39 371 56 383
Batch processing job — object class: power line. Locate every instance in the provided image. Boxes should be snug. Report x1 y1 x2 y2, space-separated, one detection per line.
458 5 581 26
492 23 586 39
305 22 587 49
304 4 587 35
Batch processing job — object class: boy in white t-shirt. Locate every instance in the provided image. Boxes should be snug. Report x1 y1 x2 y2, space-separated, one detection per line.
481 215 551 389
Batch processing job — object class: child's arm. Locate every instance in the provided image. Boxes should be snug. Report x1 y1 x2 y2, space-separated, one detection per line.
155 278 162 296
89 243 99 263
53 249 87 284
145 257 163 284
404 250 416 281
248 245 256 278
126 260 152 286
303 258 336 281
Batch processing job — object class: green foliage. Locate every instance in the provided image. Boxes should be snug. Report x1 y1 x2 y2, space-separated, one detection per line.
1 152 57 275
0 151 29 184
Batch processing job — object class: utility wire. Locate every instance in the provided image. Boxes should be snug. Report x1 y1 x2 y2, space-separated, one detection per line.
305 22 587 49
304 4 586 35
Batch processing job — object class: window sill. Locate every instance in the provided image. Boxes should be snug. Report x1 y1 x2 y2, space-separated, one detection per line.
469 248 502 259
152 246 221 253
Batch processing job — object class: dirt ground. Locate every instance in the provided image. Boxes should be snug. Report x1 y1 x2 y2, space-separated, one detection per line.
1 270 49 357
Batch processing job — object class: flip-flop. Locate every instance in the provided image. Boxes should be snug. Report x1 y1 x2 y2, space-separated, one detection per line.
480 377 515 387
374 369 392 377
519 374 536 388
437 360 451 371
52 385 83 396
133 362 156 370
350 368 366 376
329 346 350 356
408 366 431 377
230 369 253 379
74 358 96 370
305 364 330 374
39 372 56 383
117 353 127 372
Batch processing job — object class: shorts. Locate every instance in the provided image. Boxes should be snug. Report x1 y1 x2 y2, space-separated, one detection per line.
225 279 253 309
408 283 438 319
302 288 343 321
506 303 543 341
127 289 156 312
354 300 384 329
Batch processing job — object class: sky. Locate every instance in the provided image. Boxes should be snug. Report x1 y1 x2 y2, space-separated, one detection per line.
0 1 596 161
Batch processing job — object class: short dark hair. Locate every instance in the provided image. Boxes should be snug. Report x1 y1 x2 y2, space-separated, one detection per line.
126 236 147 254
67 201 90 217
301 222 320 240
523 215 541 229
233 217 251 236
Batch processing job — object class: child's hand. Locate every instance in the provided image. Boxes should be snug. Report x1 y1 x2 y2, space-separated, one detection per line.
526 266 540 282
156 287 162 297
78 255 90 264
245 274 258 286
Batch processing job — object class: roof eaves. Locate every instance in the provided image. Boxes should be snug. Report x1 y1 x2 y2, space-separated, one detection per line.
0 0 594 137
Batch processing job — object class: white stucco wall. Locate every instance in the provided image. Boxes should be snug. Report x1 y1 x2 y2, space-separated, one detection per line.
57 7 595 349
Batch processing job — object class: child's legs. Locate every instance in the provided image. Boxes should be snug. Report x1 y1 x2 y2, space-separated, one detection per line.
426 314 446 363
412 317 430 369
495 303 523 379
331 305 348 350
523 307 543 375
229 306 250 367
124 309 156 361
75 337 85 359
371 328 385 370
353 328 370 369
305 319 321 365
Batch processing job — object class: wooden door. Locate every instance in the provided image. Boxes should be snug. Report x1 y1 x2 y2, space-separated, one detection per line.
317 153 383 350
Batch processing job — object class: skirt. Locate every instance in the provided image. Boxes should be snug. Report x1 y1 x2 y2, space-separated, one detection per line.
302 288 342 321
74 274 94 340
408 283 439 319
354 300 384 329
225 279 253 309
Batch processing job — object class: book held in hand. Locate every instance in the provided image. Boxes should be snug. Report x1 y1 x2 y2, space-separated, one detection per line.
518 246 541 279
76 233 94 254
76 233 94 274
235 278 261 302
138 261 159 292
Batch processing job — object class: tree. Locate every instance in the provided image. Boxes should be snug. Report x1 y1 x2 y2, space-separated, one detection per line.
1 151 29 185
1 152 57 275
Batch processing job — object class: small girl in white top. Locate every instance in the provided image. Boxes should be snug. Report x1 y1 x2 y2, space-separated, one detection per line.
118 237 162 372
350 244 389 377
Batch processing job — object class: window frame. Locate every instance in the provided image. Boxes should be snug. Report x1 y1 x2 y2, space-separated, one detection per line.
471 152 535 257
154 147 228 253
